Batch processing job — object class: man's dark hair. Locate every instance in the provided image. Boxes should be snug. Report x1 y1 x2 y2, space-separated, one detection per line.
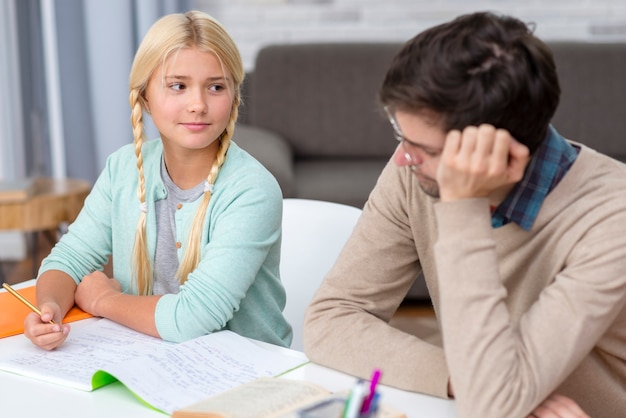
380 12 560 154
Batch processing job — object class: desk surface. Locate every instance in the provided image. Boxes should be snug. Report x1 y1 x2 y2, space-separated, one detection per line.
0 284 457 418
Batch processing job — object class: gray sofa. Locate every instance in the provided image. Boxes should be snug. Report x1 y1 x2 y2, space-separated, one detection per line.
235 43 399 209
234 41 626 300
235 41 626 209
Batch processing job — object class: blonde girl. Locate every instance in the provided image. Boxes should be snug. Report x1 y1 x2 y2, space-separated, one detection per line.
24 11 291 349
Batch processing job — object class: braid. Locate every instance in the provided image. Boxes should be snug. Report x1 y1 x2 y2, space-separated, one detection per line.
129 88 153 295
176 102 238 283
176 136 230 283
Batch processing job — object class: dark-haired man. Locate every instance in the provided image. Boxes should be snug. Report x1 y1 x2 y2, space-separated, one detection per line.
304 12 626 418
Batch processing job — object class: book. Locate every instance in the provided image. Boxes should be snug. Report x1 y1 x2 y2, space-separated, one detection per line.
171 377 407 418
0 177 37 202
0 284 93 338
0 318 308 414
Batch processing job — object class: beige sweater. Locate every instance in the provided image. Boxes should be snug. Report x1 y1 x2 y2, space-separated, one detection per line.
303 145 626 418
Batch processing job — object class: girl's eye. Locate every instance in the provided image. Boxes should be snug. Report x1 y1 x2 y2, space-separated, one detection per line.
209 84 225 92
170 83 185 91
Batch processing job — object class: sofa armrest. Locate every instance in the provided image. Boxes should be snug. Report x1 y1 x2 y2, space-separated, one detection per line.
233 124 296 197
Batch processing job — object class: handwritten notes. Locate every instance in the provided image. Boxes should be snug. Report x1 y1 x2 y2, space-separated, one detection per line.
0 319 166 390
0 319 307 414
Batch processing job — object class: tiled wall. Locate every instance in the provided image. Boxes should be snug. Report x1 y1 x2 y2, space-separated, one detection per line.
191 0 626 71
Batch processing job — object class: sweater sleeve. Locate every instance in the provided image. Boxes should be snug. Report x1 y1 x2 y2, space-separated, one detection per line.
38 155 115 282
304 161 450 397
434 197 626 418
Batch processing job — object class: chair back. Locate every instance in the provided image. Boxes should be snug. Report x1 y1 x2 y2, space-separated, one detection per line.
280 198 362 350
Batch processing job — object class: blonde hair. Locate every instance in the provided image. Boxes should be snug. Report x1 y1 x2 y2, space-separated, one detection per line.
128 11 244 295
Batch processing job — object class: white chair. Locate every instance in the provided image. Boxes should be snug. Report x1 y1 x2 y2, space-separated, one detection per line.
280 198 362 351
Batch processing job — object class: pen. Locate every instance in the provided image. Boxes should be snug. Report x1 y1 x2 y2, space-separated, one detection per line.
369 392 381 412
2 282 57 325
361 368 382 413
343 379 366 418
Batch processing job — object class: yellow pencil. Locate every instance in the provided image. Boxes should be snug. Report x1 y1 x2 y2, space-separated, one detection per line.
2 282 57 325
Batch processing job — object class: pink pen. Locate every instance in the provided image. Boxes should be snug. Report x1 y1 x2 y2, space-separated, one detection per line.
361 368 382 413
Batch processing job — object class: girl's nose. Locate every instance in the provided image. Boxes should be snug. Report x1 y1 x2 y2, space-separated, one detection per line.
187 91 208 113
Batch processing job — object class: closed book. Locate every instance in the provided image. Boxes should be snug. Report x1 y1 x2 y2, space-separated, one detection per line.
172 377 407 418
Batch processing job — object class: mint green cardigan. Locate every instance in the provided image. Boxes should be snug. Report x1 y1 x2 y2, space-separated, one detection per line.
39 139 292 346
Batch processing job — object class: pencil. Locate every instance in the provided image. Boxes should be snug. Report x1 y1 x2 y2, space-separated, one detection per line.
2 282 57 325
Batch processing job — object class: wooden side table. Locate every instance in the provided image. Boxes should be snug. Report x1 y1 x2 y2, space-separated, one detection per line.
0 177 91 283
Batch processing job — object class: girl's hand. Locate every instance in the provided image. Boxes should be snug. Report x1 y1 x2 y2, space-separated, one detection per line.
23 302 70 350
527 393 590 418
75 271 122 316
437 124 530 202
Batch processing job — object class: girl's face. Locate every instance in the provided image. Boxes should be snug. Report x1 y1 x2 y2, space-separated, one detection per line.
144 47 233 152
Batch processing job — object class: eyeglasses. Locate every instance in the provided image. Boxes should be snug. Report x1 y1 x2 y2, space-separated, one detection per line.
383 106 441 168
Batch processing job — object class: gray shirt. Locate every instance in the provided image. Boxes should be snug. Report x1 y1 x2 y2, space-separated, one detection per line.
154 158 205 295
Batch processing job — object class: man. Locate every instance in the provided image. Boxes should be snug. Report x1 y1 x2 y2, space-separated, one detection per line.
303 11 626 418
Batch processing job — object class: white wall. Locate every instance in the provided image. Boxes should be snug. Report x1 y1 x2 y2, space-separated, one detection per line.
0 0 27 261
0 0 26 180
191 0 626 71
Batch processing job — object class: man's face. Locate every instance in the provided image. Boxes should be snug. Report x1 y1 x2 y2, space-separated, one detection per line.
390 109 446 197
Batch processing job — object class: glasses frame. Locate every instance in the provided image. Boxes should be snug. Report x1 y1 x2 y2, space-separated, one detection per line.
384 106 423 167
383 106 443 169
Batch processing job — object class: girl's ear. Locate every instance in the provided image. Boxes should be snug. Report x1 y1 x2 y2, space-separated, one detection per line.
143 96 151 114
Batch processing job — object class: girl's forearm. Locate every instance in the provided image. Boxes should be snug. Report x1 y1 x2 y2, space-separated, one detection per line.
36 270 78 317
97 292 161 338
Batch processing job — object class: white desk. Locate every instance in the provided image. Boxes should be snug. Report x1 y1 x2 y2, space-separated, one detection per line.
0 284 457 418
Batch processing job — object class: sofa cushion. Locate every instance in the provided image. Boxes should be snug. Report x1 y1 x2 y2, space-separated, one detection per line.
295 159 388 208
248 43 400 159
233 124 296 196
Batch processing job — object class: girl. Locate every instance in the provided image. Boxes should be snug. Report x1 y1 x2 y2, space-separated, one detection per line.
24 11 292 349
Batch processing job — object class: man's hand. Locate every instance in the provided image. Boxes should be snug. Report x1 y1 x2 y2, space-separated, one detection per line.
449 377 588 417
527 393 590 418
437 124 530 203
75 271 122 316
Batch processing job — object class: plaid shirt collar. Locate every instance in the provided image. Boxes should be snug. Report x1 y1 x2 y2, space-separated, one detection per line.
491 126 580 231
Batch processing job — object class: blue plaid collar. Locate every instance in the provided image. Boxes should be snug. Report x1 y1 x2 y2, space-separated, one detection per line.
491 126 579 231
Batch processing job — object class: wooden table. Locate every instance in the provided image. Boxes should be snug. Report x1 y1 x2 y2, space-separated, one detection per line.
0 177 91 281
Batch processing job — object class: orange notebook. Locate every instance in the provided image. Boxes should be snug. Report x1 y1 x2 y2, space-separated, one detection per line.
0 285 93 338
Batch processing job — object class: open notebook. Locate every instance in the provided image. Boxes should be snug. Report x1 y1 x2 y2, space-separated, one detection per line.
0 318 308 414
